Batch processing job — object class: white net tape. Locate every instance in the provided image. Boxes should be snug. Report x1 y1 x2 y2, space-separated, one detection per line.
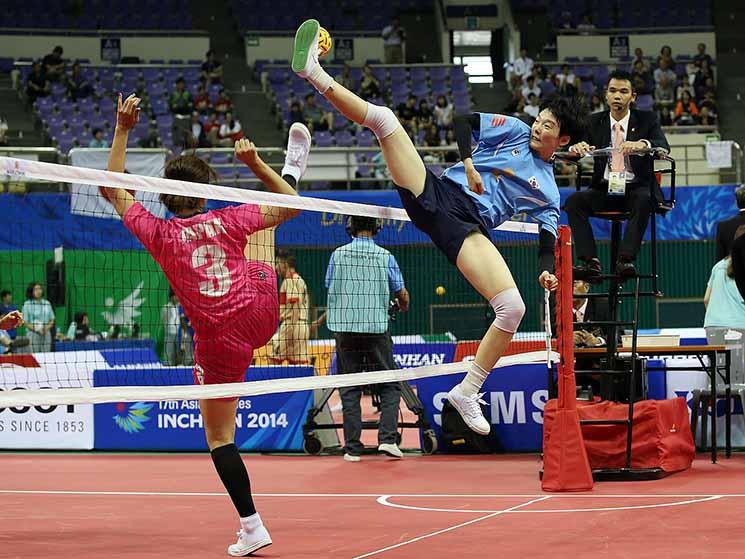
0 156 539 233
0 351 558 407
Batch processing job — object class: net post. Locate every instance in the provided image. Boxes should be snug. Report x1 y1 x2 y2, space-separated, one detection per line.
541 224 594 492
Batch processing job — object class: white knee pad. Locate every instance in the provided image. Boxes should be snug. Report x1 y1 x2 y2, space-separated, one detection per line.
362 103 399 140
489 288 525 334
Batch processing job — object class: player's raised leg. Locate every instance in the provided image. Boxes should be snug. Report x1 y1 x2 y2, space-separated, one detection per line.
201 398 272 556
447 233 525 435
292 19 426 195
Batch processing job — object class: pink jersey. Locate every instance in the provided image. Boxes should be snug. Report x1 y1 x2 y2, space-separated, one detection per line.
123 202 266 335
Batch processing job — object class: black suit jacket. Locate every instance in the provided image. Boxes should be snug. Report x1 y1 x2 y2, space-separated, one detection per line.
715 211 745 262
583 110 670 203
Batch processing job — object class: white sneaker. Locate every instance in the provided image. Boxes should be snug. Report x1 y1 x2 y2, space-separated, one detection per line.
378 443 403 459
227 526 272 557
291 19 321 78
447 384 490 436
344 453 361 462
281 122 312 181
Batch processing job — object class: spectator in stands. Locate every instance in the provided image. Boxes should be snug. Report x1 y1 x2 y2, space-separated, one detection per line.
674 90 699 126
576 14 596 35
694 60 715 100
359 64 381 100
416 99 434 130
590 93 605 114
303 93 333 132
162 290 181 365
510 48 533 91
26 61 50 103
288 100 305 127
396 94 419 135
168 77 193 116
22 282 55 353
521 75 541 101
565 70 670 279
335 64 355 90
382 16 406 64
716 186 745 262
559 11 573 29
201 49 223 85
0 116 7 146
675 75 695 101
699 90 718 115
653 58 676 87
556 64 577 96
188 111 208 148
138 125 162 148
0 290 19 341
699 106 717 127
42 46 65 82
654 75 675 125
217 111 243 146
631 60 653 95
524 93 540 119
694 43 714 69
88 128 108 148
433 95 454 129
194 85 212 114
66 62 91 102
423 123 441 149
657 45 673 67
631 48 650 74
203 112 221 146
214 89 233 115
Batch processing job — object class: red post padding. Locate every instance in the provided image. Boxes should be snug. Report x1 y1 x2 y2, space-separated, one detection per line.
541 225 594 492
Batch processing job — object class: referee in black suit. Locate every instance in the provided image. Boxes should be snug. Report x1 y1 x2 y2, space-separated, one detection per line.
564 70 670 280
715 185 745 262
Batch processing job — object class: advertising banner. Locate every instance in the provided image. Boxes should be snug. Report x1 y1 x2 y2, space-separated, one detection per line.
93 366 314 451
0 351 103 449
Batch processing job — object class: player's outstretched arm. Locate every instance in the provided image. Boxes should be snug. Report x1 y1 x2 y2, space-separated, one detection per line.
454 113 484 194
101 93 140 217
234 138 301 228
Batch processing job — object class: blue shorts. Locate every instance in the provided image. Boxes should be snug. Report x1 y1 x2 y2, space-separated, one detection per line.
397 170 491 265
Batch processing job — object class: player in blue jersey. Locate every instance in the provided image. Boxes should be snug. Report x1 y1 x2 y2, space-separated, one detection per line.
292 19 588 435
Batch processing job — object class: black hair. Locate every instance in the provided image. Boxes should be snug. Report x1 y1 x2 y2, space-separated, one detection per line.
304 93 314 100
74 311 87 324
347 215 381 237
0 290 10 298
175 77 185 84
25 282 42 300
736 185 745 210
92 127 102 136
206 49 214 57
53 45 63 54
276 248 296 268
607 69 634 89
538 96 590 146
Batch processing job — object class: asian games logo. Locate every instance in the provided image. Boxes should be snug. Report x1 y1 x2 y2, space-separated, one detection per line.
113 402 153 433
528 176 540 190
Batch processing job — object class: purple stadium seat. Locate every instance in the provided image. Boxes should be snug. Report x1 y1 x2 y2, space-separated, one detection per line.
357 129 375 147
314 131 333 147
335 130 354 147
635 94 654 111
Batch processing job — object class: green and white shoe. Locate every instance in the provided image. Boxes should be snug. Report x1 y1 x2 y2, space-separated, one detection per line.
292 19 321 78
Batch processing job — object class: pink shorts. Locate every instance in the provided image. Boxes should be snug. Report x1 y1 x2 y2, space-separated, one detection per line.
192 262 278 385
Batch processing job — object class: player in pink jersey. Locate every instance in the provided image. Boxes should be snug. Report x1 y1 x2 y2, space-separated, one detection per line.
101 94 312 556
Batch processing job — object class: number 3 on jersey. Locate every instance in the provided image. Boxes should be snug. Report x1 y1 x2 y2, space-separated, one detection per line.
192 244 232 297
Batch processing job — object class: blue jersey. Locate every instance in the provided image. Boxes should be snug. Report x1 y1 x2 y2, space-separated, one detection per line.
442 113 560 236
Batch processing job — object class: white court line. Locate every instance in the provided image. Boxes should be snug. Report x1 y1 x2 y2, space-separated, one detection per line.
351 496 551 559
2 490 745 498
378 494 724 514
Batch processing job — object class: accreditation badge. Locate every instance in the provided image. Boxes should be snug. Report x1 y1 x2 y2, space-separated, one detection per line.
608 171 627 196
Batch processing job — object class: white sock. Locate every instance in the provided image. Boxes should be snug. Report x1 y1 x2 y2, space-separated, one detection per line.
307 64 334 94
240 513 263 533
362 103 399 140
459 361 490 397
281 164 301 185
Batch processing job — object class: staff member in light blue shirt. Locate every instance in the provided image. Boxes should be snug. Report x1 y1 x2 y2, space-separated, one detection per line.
705 230 745 383
323 216 409 462
21 282 55 353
